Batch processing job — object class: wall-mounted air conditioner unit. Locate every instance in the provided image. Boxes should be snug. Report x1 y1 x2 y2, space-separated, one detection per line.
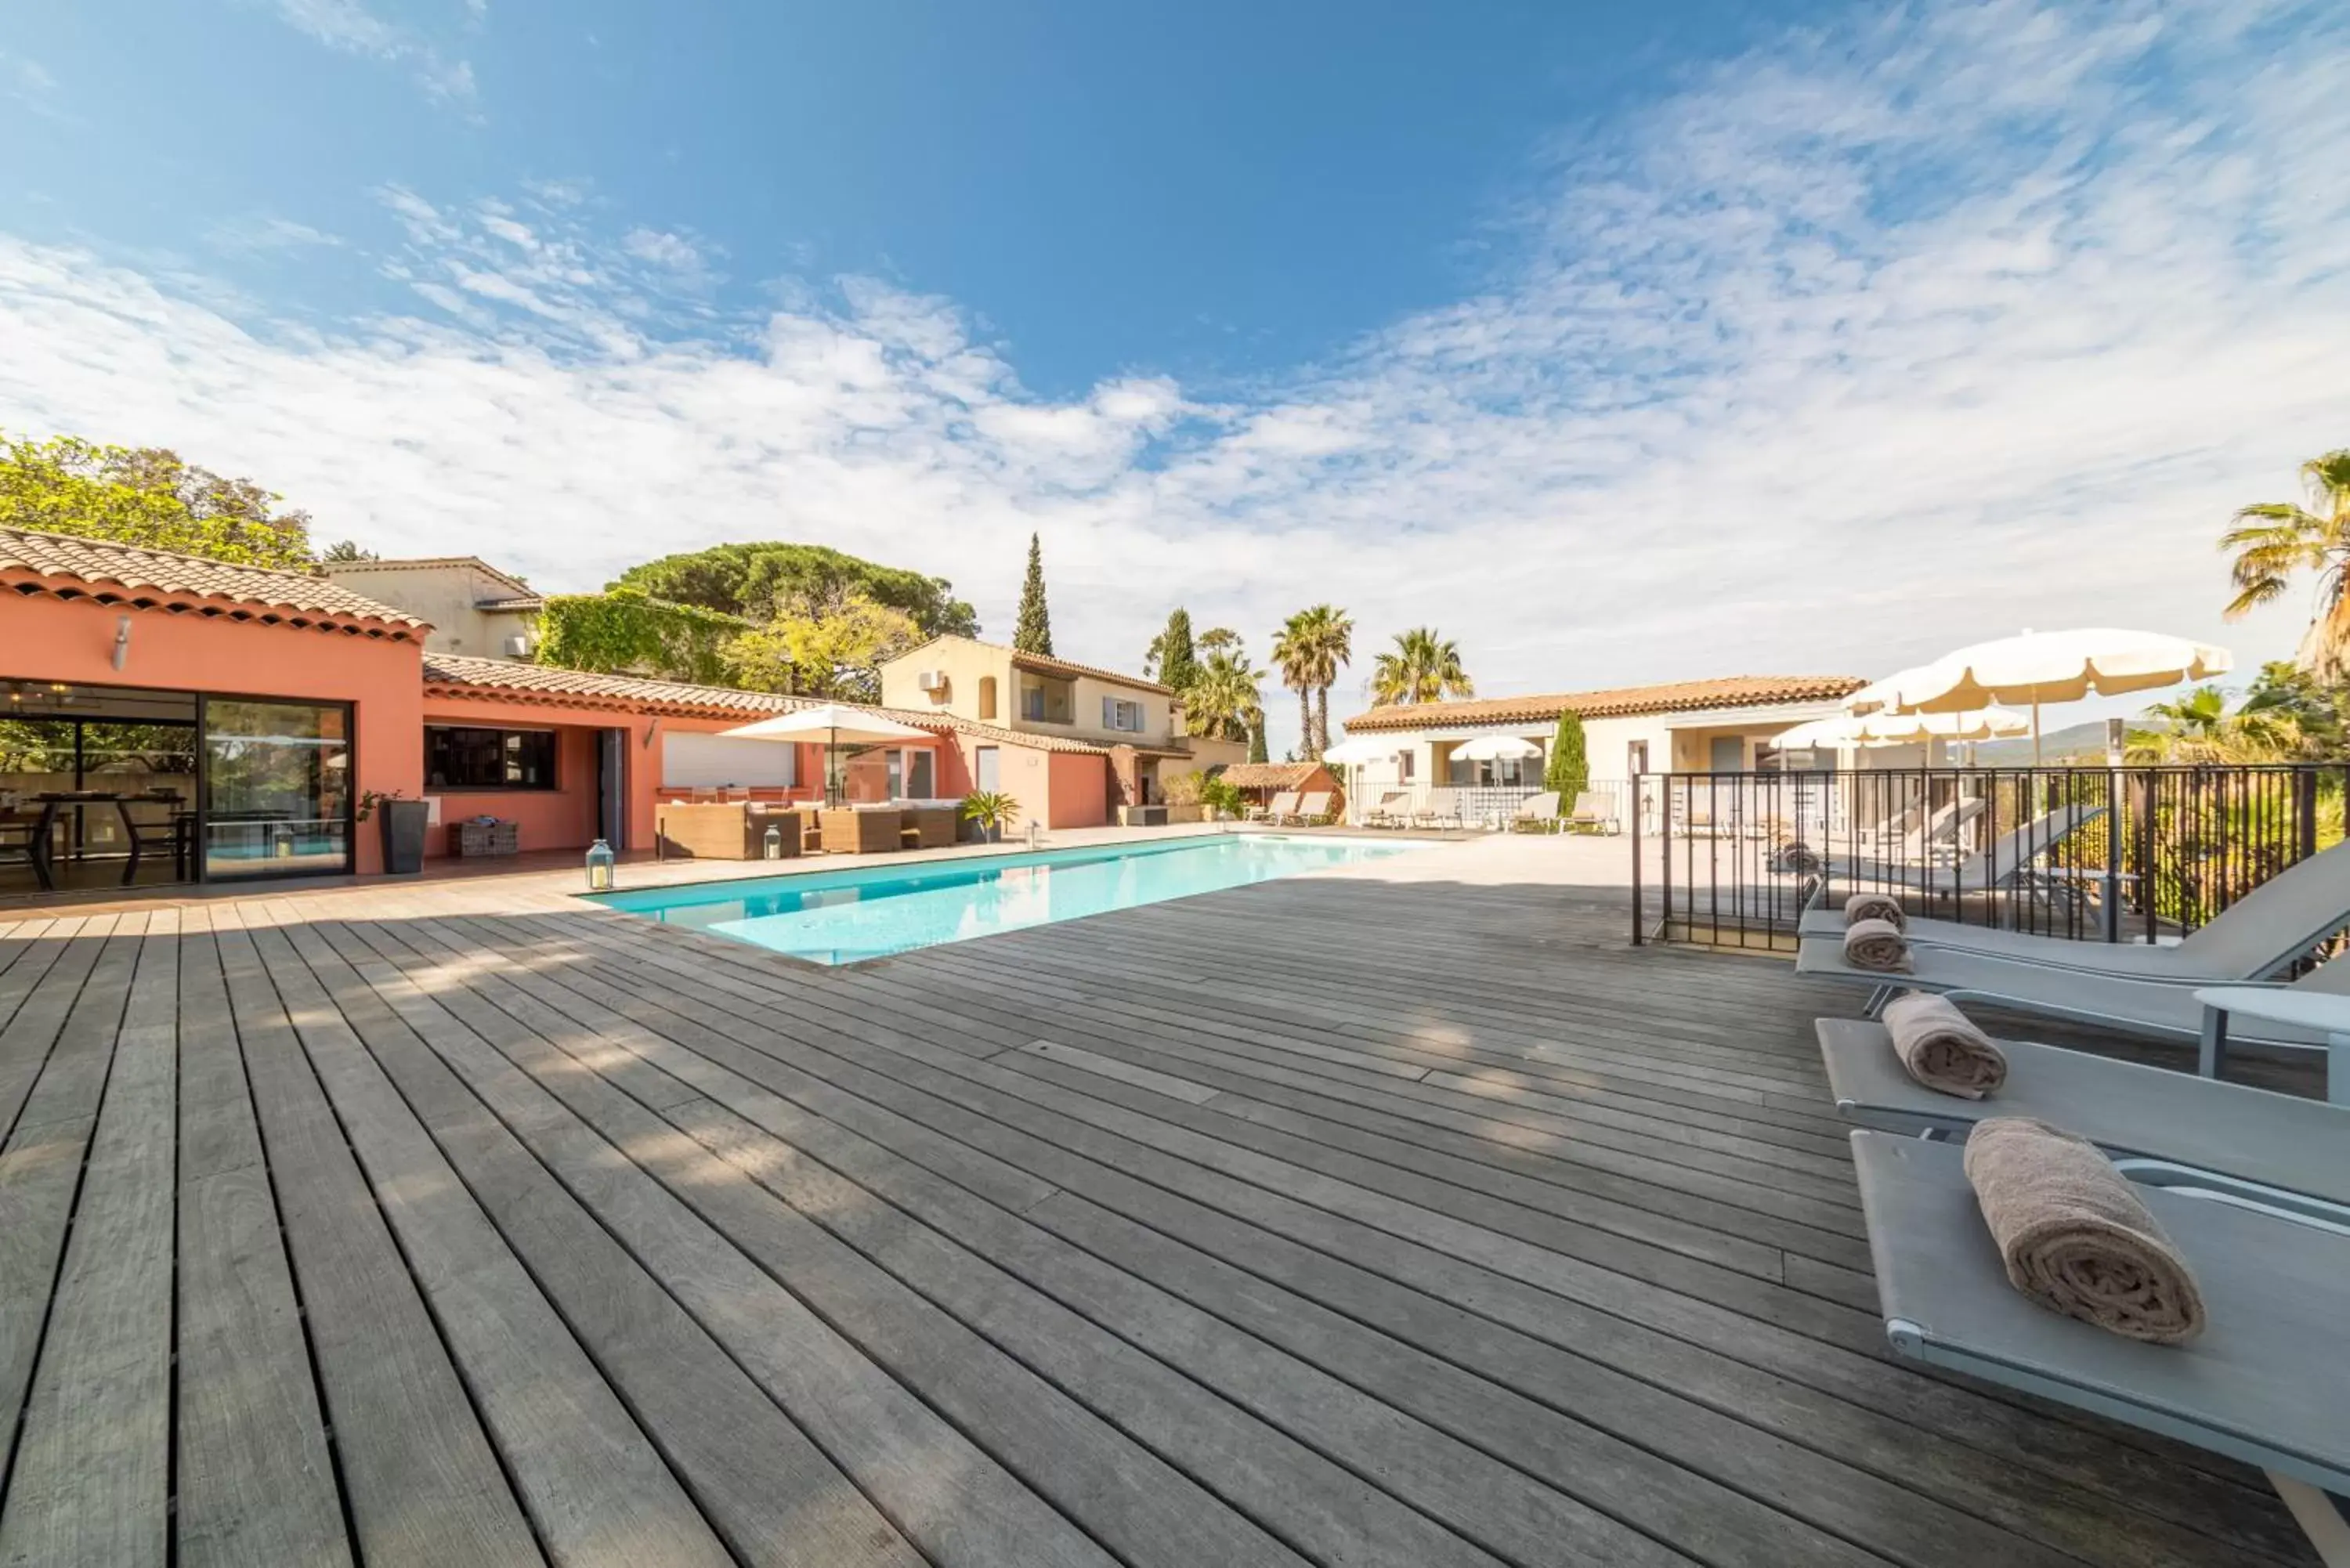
504 634 534 657
916 670 948 692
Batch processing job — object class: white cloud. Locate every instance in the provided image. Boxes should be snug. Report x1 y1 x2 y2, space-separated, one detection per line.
204 215 345 255
5 0 2348 761
265 0 476 105
623 229 701 271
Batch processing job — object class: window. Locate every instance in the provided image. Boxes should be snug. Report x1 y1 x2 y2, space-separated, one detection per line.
1101 697 1144 733
426 726 559 789
1627 740 1650 776
975 746 1000 792
1397 751 1415 781
1023 686 1047 721
204 699 352 878
978 675 998 721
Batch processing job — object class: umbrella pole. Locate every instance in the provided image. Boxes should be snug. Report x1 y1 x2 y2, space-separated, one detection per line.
2032 695 2042 768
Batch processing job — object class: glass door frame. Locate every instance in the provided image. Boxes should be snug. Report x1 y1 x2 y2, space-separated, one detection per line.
195 692 359 883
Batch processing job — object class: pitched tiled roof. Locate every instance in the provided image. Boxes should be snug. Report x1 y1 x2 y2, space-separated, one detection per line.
1218 761 1328 790
422 654 809 717
473 595 545 613
0 526 428 638
327 555 538 598
1342 674 1867 732
420 654 1116 753
1010 649 1174 696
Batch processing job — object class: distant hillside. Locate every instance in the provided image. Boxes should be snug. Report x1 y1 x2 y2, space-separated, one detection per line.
1972 718 2154 764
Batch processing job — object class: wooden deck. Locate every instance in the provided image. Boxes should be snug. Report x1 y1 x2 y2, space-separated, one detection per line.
0 834 2322 1567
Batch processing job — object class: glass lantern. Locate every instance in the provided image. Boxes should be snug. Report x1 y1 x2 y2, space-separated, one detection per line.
763 824 783 860
584 837 616 891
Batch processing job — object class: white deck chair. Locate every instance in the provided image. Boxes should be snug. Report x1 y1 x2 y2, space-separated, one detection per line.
1808 804 2103 894
1564 790 1619 835
1508 791 1560 833
1277 790 1332 826
1412 788 1462 829
1254 790 1298 824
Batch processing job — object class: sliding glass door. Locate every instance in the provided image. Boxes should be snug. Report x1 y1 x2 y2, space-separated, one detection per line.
201 698 354 879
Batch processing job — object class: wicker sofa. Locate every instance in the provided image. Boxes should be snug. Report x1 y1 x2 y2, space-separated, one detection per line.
818 807 906 854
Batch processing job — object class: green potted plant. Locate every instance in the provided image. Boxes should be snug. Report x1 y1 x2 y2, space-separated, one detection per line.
960 790 1020 844
358 789 428 874
1198 775 1245 822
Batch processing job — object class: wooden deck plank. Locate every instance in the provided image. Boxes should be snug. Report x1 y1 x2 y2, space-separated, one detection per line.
0 912 173 1568
505 901 2311 1565
0 834 2323 1568
347 905 1519 1568
228 905 732 1568
170 911 352 1568
0 922 139 1497
280 912 937 1568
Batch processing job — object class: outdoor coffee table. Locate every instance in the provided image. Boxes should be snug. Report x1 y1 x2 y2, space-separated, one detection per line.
2193 986 2350 1107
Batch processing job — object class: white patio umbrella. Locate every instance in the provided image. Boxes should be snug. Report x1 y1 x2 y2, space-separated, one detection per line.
1852 630 2232 764
1320 736 1398 824
1451 732 1543 789
1779 706 2029 755
721 705 938 805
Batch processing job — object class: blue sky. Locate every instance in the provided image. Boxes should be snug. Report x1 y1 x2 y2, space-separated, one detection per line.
3 0 2347 755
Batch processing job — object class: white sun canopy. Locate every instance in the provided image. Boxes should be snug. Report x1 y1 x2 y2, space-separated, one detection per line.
1451 734 1542 762
720 705 937 746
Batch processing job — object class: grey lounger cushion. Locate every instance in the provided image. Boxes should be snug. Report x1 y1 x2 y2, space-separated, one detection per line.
1795 908 2213 976
1820 1018 2350 1209
1852 1131 2350 1496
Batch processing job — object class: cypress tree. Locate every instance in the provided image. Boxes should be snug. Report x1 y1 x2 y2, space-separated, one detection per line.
1545 710 1589 805
1013 533 1054 656
1156 609 1198 691
1248 721 1269 764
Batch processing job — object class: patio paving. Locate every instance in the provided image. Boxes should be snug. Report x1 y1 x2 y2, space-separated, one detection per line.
0 833 2321 1566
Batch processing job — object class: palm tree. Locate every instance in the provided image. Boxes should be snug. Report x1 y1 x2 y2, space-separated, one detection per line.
2221 448 2350 677
1370 627 1474 707
1183 649 1264 744
2126 685 2309 763
1272 605 1353 757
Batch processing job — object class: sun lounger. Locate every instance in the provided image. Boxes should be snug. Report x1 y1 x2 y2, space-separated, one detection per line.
1412 788 1462 829
1362 790 1411 828
1278 790 1332 826
1795 936 2350 1095
1255 790 1298 824
1851 1131 2350 1565
1508 791 1560 833
1798 834 2350 980
1817 1017 2350 1219
1808 803 2101 892
1564 789 1619 835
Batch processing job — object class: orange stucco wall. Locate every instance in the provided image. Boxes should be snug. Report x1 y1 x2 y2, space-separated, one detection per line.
1046 750 1108 829
4 592 424 873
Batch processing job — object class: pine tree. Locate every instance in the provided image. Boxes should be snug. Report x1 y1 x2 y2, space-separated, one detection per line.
1014 533 1054 656
1248 721 1269 764
1545 710 1589 804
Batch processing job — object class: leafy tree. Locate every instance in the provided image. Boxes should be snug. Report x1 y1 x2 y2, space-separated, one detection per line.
0 430 314 569
1544 711 1589 802
614 540 978 638
1014 533 1054 655
1370 627 1474 706
318 539 378 562
1271 604 1353 757
535 587 744 684
1198 626 1242 656
721 588 922 703
1182 647 1265 744
2240 660 2350 755
2125 682 2324 763
1144 608 1198 689
2221 448 2350 677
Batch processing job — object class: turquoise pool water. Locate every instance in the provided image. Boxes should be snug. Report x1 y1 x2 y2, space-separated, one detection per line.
590 833 1419 964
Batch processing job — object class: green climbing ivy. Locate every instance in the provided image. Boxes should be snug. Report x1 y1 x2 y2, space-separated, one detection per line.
535 587 746 685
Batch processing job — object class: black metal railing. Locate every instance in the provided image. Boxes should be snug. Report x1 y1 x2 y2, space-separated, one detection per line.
1630 764 2350 952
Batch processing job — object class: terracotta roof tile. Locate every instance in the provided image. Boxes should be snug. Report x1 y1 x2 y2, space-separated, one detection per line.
1218 761 1328 790
0 526 427 634
1342 674 1865 732
472 595 545 612
1010 648 1175 695
420 654 1115 754
327 555 537 598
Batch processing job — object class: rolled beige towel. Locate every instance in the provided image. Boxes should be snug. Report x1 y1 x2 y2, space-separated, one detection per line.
1842 917 1911 973
1882 992 2006 1098
1964 1118 2206 1345
1844 891 1905 930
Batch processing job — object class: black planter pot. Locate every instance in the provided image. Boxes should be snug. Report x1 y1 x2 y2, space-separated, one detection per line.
377 799 428 875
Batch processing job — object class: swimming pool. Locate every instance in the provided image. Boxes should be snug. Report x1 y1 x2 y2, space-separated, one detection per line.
590 833 1422 965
